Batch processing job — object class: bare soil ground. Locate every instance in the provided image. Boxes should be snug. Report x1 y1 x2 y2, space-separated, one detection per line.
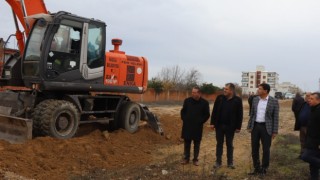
0 100 308 179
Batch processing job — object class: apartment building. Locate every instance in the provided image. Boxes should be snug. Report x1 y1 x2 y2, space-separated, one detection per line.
241 65 279 96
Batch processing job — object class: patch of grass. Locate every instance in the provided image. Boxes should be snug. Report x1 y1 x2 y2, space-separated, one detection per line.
70 134 311 180
269 134 309 179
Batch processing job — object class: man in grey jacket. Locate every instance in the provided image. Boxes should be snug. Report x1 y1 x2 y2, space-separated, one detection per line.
247 83 279 175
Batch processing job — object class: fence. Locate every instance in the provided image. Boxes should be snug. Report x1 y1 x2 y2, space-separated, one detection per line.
124 88 219 103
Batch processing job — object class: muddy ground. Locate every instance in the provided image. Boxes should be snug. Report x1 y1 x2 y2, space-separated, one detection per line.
0 100 307 179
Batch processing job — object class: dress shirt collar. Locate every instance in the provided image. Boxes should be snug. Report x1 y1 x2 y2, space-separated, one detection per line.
259 95 269 101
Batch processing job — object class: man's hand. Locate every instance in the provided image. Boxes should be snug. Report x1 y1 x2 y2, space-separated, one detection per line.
210 125 215 130
235 129 241 133
247 129 252 133
272 133 277 139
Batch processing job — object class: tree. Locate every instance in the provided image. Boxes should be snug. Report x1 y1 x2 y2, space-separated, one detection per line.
148 78 164 95
200 83 221 94
156 65 185 90
233 83 242 96
155 65 202 91
183 68 202 91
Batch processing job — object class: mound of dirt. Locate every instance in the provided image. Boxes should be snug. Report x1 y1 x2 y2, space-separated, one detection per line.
0 107 183 180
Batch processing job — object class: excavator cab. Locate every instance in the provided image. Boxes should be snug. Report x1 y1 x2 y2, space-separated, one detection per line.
22 12 106 90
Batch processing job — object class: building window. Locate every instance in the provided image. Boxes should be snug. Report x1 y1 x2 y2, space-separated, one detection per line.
242 78 249 82
268 73 275 77
263 76 266 79
242 73 249 77
250 81 253 84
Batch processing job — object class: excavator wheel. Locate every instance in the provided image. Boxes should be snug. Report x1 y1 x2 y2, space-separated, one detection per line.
120 102 140 133
32 99 55 136
108 115 120 131
33 100 79 139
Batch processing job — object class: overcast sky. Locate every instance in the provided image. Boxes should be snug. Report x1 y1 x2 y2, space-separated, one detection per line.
1 0 320 91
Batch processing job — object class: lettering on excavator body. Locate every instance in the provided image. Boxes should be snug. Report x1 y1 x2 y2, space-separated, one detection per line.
107 63 119 68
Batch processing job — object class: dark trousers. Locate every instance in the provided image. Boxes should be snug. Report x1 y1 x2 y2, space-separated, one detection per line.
251 122 272 170
301 149 320 180
215 124 235 164
299 126 307 155
184 139 201 161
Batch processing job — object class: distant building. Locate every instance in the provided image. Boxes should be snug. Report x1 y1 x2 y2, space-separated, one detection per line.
241 65 279 96
277 82 301 94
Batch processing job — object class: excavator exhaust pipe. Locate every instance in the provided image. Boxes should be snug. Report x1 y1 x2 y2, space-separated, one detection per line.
0 115 32 143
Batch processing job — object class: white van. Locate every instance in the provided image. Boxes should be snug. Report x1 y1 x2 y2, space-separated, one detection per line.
285 93 295 99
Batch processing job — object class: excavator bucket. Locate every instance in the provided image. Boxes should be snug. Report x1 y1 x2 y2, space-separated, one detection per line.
0 91 35 143
0 114 32 143
139 104 164 135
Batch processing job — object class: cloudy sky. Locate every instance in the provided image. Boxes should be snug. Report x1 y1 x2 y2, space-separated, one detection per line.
1 0 320 91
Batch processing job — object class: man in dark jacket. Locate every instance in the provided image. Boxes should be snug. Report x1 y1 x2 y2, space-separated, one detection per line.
301 92 320 180
296 93 311 158
292 92 305 130
210 83 243 169
180 86 210 166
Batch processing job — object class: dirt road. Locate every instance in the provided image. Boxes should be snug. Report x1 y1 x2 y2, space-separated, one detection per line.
0 100 299 179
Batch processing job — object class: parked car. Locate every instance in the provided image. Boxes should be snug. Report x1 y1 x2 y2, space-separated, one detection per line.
275 92 284 100
284 92 295 99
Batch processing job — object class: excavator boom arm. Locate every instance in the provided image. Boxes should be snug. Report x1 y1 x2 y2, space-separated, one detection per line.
5 0 48 52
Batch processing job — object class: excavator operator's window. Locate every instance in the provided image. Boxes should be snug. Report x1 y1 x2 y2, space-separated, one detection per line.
48 23 82 74
87 24 104 69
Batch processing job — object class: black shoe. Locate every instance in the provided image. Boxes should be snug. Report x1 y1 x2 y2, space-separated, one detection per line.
227 163 235 169
213 162 221 168
260 168 267 175
248 169 260 175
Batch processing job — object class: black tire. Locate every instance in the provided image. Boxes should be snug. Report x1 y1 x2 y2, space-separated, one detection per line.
120 102 140 133
108 116 120 131
32 100 79 139
32 99 55 136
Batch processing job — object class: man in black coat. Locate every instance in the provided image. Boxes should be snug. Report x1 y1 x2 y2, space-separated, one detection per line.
301 92 320 180
296 93 311 158
180 86 210 166
210 83 243 169
292 92 305 130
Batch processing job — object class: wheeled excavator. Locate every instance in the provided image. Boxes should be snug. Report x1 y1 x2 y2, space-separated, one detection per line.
0 0 163 143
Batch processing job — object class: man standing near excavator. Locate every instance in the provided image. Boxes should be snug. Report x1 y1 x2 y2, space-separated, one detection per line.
210 83 243 169
247 83 279 176
180 86 210 166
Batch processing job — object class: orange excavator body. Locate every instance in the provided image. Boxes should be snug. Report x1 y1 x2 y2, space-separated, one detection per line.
105 39 148 92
